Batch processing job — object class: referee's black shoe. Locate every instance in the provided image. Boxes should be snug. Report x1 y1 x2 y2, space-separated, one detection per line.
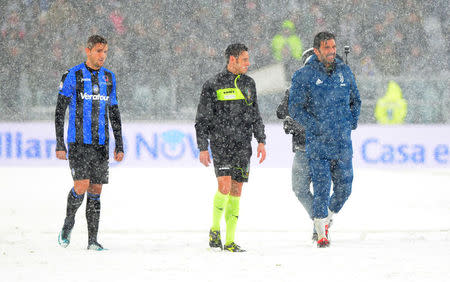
224 242 246 252
209 229 223 250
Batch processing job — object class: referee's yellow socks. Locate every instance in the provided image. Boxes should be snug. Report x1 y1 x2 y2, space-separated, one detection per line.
211 191 229 232
225 195 240 245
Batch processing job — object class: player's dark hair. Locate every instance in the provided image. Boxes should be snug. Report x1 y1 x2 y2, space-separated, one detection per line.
313 32 335 49
225 43 248 62
87 35 108 49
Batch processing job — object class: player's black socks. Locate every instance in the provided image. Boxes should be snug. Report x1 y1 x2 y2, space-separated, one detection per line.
86 193 101 244
62 188 85 237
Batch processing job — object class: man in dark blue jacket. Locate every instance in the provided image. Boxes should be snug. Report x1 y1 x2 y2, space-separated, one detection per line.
289 32 361 247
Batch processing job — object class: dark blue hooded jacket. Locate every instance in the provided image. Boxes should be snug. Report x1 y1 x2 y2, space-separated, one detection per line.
288 54 361 160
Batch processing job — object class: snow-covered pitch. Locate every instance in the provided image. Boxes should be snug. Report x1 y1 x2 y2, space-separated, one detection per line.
1 167 449 282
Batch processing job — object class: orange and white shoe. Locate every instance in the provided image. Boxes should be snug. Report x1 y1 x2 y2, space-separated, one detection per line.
317 237 330 248
314 218 330 248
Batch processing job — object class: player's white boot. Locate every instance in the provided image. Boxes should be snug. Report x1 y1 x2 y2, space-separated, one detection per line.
314 218 330 248
87 241 107 251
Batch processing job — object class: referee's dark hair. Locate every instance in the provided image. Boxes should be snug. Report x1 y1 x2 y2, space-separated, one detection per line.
87 35 108 49
225 43 248 62
313 32 335 49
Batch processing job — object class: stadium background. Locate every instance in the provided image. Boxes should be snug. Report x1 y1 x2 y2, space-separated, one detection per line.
0 0 448 124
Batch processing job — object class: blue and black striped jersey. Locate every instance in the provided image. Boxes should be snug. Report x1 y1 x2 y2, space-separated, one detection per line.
55 63 123 152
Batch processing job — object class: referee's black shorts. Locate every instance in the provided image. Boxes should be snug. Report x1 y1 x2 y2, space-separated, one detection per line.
68 143 109 184
210 141 252 183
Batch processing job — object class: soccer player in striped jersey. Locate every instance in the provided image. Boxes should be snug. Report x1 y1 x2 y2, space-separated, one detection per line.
55 35 124 251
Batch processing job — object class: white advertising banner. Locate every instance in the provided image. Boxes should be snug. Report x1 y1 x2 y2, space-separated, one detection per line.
352 125 450 168
0 122 449 169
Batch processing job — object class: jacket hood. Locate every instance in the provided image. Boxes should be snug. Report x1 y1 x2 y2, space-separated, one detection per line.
385 80 403 100
282 20 296 32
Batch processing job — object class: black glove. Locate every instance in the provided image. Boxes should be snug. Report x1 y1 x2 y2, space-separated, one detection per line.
283 117 296 134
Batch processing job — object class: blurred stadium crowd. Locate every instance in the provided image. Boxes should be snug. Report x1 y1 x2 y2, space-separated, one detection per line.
0 0 448 123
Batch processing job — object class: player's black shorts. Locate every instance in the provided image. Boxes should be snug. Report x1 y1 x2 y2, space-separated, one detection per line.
68 143 109 184
210 141 252 183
